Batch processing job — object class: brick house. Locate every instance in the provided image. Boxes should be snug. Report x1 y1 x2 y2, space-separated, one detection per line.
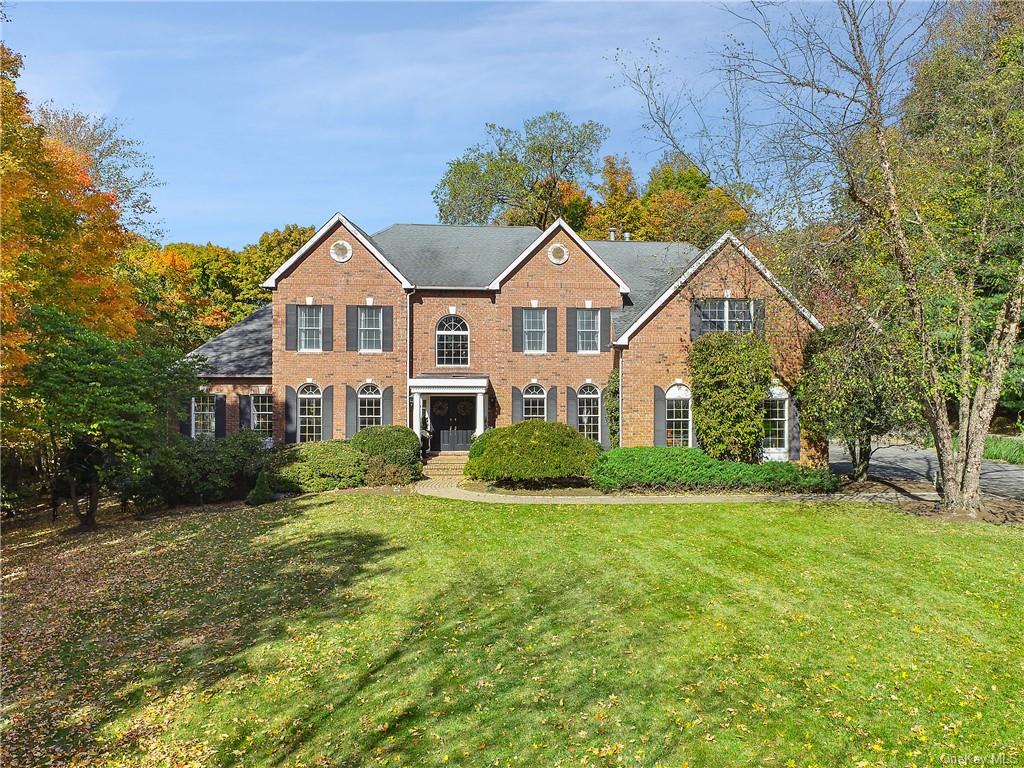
188 213 823 461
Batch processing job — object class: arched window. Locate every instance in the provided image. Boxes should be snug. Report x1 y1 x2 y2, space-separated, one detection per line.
665 384 692 447
297 384 322 443
522 384 546 421
761 386 789 460
358 383 383 431
577 384 601 442
436 315 469 366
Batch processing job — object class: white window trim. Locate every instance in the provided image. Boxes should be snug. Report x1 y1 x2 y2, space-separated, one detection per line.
576 308 601 355
701 298 755 334
358 383 383 431
576 384 601 441
523 308 547 355
436 315 470 368
357 305 383 354
665 384 694 448
522 384 547 420
297 384 323 443
761 385 789 462
297 305 324 353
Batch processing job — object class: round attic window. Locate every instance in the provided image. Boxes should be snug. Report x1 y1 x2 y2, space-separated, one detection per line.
330 240 352 263
547 242 569 265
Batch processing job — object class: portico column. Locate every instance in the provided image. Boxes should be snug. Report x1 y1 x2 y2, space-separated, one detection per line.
474 392 485 436
412 392 423 434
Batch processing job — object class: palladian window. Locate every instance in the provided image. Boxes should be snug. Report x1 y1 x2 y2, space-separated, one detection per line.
436 315 469 366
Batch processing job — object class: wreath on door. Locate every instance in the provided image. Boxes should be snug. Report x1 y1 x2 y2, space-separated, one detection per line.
432 400 449 417
456 400 473 417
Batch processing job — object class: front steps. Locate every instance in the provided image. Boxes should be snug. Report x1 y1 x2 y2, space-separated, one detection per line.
422 451 469 479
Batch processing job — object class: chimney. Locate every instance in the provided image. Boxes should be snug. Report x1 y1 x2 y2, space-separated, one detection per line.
609 227 617 241
623 232 632 241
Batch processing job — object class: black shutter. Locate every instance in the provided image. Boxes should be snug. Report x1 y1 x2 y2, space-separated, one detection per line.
322 305 334 351
285 386 297 443
511 387 523 423
179 399 191 436
512 308 523 353
653 386 667 446
753 300 766 336
322 386 333 440
546 386 557 422
690 301 702 343
566 309 577 353
346 306 359 351
382 386 393 426
345 385 358 437
789 397 801 461
566 387 578 428
599 390 610 449
238 394 251 430
214 395 226 437
546 307 557 353
382 306 394 352
285 304 298 350
600 308 611 352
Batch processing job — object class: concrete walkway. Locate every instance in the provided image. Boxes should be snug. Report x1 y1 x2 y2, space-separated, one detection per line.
415 477 942 506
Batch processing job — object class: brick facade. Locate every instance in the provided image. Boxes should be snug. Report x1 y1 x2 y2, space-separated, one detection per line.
197 218 825 464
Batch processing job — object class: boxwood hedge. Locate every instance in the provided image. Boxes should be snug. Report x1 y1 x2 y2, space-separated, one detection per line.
591 446 839 493
264 440 367 493
350 425 423 484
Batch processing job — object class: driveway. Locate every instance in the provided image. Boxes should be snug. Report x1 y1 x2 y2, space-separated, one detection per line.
829 443 1024 500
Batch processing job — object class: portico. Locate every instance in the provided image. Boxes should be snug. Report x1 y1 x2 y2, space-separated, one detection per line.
409 376 489 451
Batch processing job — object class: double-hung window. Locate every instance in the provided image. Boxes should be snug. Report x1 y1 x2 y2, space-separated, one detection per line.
577 309 599 353
251 394 273 439
665 384 692 447
358 306 383 352
522 384 546 420
762 396 787 452
297 306 323 351
523 309 546 353
699 299 754 334
298 384 322 442
577 384 601 441
436 315 469 366
193 395 215 438
358 384 382 430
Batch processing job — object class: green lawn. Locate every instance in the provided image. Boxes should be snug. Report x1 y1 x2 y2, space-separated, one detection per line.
3 495 1022 767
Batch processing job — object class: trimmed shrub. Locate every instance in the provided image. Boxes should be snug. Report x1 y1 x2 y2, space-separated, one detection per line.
350 426 422 481
591 446 840 493
147 430 269 506
365 455 416 486
246 471 274 506
465 421 601 485
468 427 500 460
691 332 773 462
264 440 366 494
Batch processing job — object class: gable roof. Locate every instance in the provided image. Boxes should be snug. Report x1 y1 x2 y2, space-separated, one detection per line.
487 218 631 293
261 212 413 289
613 231 824 345
189 304 273 377
371 223 541 288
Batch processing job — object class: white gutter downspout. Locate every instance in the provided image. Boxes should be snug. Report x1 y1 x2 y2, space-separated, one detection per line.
406 288 414 428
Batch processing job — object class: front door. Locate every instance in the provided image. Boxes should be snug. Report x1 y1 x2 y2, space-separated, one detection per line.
429 396 475 451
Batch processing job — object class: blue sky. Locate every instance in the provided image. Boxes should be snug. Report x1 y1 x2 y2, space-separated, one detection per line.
6 2 745 248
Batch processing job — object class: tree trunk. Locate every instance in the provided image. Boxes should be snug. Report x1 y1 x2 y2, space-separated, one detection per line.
847 436 872 481
82 477 99 528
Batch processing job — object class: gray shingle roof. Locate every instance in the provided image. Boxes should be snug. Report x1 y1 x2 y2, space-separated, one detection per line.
190 229 705 377
371 224 542 287
588 240 702 332
189 304 272 377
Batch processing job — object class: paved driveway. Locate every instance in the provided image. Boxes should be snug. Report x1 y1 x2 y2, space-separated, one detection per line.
829 443 1024 500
